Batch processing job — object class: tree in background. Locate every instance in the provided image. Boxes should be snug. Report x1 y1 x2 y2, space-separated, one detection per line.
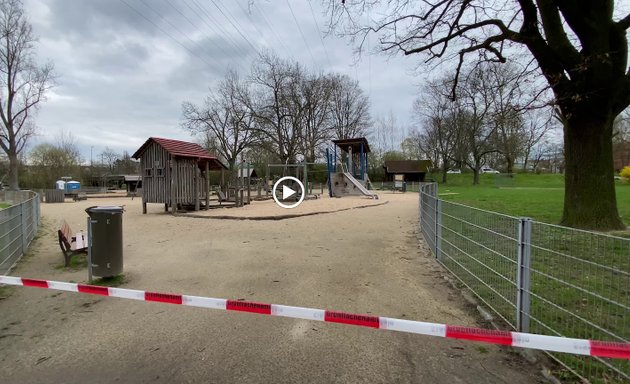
26 134 81 189
458 66 499 184
113 151 139 175
298 72 334 162
100 147 119 174
182 70 258 169
521 109 556 172
484 63 528 174
326 0 630 229
613 108 630 171
0 0 54 190
247 52 303 164
328 73 371 140
184 52 373 167
413 77 462 183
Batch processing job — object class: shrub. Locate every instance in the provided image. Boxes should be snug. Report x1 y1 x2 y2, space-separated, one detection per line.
621 166 630 179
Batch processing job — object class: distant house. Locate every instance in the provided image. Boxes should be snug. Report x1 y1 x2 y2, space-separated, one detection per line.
132 137 227 213
383 160 432 182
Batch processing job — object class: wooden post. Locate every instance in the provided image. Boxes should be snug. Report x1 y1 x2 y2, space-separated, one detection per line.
221 168 225 195
246 162 251 204
266 164 269 197
194 163 200 211
142 176 147 213
238 155 244 207
205 161 210 210
171 159 177 215
303 164 308 196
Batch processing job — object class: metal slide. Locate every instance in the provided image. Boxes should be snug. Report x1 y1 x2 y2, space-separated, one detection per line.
342 172 378 199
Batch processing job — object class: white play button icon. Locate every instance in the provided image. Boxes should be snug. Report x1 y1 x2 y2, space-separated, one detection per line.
282 185 297 200
272 176 305 209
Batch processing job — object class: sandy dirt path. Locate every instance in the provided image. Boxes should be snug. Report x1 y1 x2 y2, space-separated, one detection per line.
0 193 544 383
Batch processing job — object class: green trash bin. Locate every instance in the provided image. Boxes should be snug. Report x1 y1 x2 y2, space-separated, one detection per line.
85 206 124 277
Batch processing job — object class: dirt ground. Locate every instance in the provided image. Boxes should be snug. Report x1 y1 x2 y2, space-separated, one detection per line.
0 192 545 383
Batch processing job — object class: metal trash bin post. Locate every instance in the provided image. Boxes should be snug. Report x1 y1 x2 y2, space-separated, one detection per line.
85 206 124 278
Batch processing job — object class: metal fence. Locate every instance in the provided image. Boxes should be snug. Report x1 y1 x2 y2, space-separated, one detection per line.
419 183 629 382
0 191 41 275
374 181 423 192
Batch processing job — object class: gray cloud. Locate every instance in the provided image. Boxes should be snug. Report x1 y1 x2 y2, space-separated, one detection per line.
25 0 422 160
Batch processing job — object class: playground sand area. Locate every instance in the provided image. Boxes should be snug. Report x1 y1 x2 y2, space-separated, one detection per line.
0 192 543 383
182 194 387 219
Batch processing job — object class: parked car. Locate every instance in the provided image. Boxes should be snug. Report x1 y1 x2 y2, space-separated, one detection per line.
446 169 461 174
480 167 500 174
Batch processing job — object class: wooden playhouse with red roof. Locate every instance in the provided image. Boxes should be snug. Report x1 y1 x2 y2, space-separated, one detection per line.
132 137 227 214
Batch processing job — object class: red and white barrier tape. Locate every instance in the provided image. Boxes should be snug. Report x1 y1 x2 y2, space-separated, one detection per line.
1 275 629 360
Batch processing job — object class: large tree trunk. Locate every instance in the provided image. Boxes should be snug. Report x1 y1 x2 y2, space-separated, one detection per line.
441 155 448 183
561 115 624 230
505 157 514 174
472 169 480 185
8 152 19 190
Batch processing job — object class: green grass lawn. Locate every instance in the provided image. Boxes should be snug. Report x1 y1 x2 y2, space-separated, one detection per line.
433 173 630 230
424 173 630 381
0 202 11 209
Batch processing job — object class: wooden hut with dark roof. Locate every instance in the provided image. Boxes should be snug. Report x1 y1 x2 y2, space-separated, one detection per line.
132 137 227 214
383 160 433 182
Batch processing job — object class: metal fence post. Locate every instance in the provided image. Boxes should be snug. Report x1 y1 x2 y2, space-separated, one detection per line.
435 198 442 261
34 196 40 236
516 217 532 332
20 202 27 254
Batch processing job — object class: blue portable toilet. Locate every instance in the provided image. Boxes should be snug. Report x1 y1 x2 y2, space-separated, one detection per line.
65 180 81 193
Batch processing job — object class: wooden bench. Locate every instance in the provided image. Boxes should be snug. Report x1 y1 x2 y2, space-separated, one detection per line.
58 220 87 266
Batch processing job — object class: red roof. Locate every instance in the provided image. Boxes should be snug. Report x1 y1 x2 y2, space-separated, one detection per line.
132 137 227 170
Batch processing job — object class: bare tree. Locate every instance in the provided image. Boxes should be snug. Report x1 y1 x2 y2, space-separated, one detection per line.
485 63 528 174
458 67 499 184
27 133 81 188
400 131 426 160
299 73 333 162
414 77 463 182
522 109 556 171
182 70 257 169
0 0 54 190
374 110 400 152
248 52 302 164
100 147 119 174
326 0 630 229
56 130 81 164
328 73 371 140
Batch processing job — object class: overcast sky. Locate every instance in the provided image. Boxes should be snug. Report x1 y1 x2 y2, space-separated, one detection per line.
23 0 423 163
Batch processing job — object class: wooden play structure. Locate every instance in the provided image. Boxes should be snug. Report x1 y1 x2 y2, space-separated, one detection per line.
132 137 228 213
326 137 378 199
264 163 324 200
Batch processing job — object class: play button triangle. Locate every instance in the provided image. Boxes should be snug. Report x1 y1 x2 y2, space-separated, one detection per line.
282 185 297 200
